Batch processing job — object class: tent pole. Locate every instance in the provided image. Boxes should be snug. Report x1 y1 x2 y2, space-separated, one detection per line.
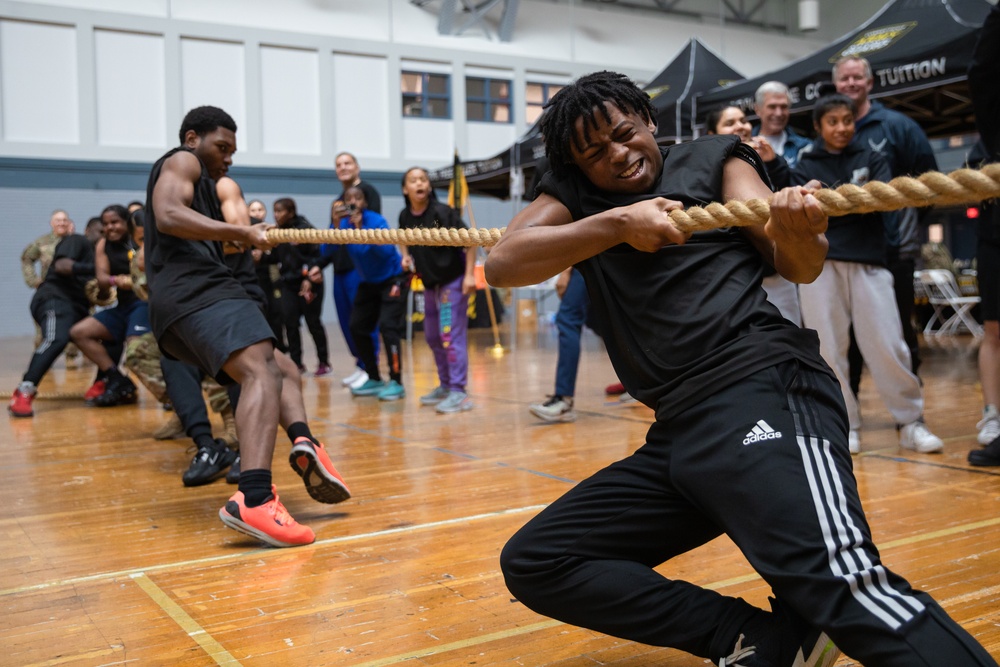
466 196 505 357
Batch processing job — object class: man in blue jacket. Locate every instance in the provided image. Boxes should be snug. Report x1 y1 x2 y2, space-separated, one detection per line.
751 81 812 169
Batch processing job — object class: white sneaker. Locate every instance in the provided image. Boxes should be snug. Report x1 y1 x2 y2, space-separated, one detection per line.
848 430 860 455
343 369 369 389
976 406 1000 445
899 421 944 453
529 396 576 423
342 368 366 387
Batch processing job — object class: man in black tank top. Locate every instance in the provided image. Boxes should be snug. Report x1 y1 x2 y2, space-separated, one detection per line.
487 72 996 666
145 106 350 549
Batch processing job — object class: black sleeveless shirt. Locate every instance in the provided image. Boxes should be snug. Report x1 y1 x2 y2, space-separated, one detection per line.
144 147 252 337
538 134 832 421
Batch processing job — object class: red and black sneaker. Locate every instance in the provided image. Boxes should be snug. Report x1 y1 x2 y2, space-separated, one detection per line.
84 379 106 403
92 374 137 407
289 437 351 504
219 485 315 547
8 388 34 418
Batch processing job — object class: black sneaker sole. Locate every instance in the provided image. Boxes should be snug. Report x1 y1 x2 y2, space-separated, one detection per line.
92 391 138 407
288 444 351 504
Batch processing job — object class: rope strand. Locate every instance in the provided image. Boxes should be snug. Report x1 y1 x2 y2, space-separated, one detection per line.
266 163 1000 247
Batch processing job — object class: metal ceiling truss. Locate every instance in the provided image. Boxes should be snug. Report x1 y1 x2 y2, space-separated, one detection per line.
434 0 521 41
582 0 786 30
413 0 789 41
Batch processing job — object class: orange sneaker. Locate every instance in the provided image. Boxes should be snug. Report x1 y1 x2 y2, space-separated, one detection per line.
289 437 351 504
8 388 34 418
219 485 315 547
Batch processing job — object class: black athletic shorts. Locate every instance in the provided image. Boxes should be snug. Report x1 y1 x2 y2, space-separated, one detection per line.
978 239 1000 322
158 298 275 385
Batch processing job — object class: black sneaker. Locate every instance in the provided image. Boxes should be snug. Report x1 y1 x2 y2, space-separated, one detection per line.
226 454 241 484
719 599 840 667
92 374 138 407
183 440 237 487
969 434 1000 466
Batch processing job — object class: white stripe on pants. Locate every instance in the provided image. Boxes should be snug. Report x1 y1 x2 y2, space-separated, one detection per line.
799 260 923 430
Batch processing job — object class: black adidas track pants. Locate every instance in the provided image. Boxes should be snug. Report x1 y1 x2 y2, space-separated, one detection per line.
501 360 996 666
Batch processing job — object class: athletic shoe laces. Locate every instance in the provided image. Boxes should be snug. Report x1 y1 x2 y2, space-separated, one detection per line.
265 494 295 527
719 633 758 666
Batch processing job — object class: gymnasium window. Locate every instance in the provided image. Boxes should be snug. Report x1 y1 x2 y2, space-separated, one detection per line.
402 71 451 119
466 76 511 123
526 82 563 124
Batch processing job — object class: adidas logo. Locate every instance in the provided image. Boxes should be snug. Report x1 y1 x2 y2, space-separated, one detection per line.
743 419 783 445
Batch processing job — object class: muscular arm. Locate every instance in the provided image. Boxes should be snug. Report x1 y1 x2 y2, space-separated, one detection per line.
152 152 261 246
484 193 688 287
727 157 828 284
216 176 251 227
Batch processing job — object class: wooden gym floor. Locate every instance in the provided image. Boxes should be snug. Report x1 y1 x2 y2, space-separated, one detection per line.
1 325 998 666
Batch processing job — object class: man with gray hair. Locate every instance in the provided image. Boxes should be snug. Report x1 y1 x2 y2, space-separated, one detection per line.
752 81 811 168
833 55 937 382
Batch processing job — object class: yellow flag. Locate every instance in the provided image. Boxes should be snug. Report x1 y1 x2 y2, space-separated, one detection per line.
448 150 469 211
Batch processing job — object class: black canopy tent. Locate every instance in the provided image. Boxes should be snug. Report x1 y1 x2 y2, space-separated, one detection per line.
693 0 992 138
428 38 743 199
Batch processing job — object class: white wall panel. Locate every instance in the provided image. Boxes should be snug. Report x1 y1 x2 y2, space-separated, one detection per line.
9 0 167 17
402 118 452 163
94 29 166 147
171 0 391 43
260 46 321 155
0 20 79 143
181 38 246 139
466 122 516 161
333 53 390 159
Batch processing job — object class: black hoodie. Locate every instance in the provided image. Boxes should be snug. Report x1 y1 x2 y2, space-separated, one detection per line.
792 140 892 267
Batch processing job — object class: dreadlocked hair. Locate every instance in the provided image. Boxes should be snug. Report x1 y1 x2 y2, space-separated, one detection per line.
539 71 656 178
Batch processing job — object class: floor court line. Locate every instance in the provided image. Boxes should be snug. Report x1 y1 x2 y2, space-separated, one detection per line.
0 504 548 598
12 515 1000 666
131 573 243 667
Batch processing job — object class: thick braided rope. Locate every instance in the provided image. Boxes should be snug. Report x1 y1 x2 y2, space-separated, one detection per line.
267 163 1000 247
269 225 504 247
0 391 84 400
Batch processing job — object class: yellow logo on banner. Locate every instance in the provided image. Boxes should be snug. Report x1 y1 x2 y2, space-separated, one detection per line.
646 85 670 100
830 21 916 62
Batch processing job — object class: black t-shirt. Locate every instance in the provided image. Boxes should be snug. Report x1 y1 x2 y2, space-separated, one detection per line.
144 147 252 337
398 200 467 287
273 215 321 287
104 237 139 308
225 249 268 312
538 134 831 421
32 234 94 317
792 142 891 267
